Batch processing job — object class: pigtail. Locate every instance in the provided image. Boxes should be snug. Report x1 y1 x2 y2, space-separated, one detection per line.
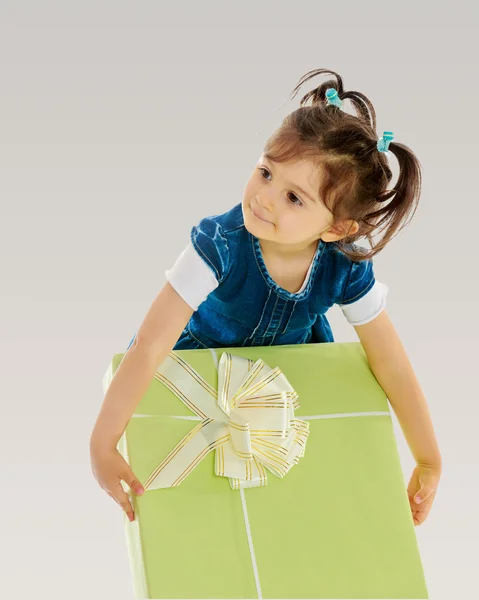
288 69 345 107
289 69 377 130
352 140 423 258
340 90 377 131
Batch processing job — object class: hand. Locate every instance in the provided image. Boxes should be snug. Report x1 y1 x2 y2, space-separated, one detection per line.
90 442 144 522
407 463 441 526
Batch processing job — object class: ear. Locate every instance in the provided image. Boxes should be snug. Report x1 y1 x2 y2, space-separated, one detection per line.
320 219 359 242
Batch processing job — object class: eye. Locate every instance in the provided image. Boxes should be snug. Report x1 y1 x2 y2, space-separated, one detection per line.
257 167 304 207
287 192 303 206
258 167 271 181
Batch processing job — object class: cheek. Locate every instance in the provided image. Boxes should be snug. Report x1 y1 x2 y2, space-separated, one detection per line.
280 211 317 236
243 187 254 206
243 175 256 193
278 209 302 226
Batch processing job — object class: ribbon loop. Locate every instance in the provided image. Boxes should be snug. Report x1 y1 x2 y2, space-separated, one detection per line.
144 351 310 490
227 415 253 459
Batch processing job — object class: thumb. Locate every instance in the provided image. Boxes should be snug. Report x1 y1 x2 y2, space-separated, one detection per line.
414 476 436 504
123 465 144 496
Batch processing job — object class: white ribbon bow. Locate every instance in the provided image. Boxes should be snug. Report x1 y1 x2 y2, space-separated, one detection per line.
142 351 310 491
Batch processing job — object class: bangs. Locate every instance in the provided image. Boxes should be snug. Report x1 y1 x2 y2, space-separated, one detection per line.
263 129 359 218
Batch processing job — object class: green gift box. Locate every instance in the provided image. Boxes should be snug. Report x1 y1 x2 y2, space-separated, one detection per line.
103 342 428 599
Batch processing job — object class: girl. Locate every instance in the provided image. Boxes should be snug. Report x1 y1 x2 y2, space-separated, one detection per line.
90 68 442 527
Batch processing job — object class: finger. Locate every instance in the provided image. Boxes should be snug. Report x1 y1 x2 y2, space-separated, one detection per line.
411 508 424 526
122 466 144 496
412 499 432 526
414 510 428 526
106 489 134 521
112 484 135 521
107 490 119 504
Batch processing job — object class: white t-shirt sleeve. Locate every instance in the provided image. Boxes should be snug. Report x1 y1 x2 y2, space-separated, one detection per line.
338 280 389 326
165 241 219 311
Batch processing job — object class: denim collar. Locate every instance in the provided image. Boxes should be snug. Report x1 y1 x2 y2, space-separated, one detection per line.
250 232 326 301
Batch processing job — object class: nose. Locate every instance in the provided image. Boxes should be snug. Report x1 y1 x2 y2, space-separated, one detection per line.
256 194 274 213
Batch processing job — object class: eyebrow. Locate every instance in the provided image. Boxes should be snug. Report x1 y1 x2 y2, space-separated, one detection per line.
263 158 319 204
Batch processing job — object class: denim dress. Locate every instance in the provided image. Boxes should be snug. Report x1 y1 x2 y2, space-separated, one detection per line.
127 203 379 351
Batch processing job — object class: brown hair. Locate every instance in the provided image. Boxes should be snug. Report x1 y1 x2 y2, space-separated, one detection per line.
262 68 422 261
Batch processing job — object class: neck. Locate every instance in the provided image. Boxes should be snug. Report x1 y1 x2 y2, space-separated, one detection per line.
258 236 321 261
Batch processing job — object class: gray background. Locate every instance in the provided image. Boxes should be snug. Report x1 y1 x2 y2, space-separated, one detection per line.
1 1 478 599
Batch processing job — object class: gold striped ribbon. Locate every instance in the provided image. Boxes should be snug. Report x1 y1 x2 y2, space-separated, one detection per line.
142 351 310 491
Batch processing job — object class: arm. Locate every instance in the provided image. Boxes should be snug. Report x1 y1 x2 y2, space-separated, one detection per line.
353 309 442 470
90 282 194 451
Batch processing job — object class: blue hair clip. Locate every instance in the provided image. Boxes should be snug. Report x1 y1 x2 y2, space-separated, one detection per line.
377 131 394 152
325 88 343 108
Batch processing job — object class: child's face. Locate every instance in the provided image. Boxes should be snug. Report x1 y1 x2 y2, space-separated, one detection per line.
242 154 345 250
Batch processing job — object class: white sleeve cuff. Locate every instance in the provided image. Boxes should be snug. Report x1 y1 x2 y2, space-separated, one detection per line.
338 281 389 326
165 241 219 311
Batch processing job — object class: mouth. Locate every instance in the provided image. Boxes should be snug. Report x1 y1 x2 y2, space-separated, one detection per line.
250 203 272 224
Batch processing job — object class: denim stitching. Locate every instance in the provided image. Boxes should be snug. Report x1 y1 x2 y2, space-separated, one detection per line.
340 255 374 304
308 240 326 286
244 287 272 345
217 226 231 283
341 277 376 304
270 299 288 345
282 301 297 334
207 306 254 331
251 235 271 288
260 294 280 340
223 223 245 234
187 323 209 349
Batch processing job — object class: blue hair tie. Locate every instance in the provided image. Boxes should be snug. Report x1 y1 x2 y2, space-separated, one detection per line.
325 87 343 108
325 89 394 154
377 131 394 152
